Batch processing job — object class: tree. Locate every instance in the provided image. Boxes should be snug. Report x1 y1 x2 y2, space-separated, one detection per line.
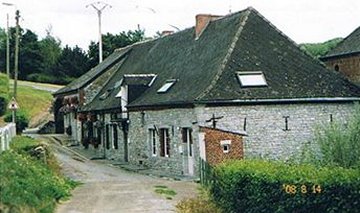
18 29 45 79
54 45 90 80
0 28 6 72
300 38 343 58
39 26 62 74
88 29 145 67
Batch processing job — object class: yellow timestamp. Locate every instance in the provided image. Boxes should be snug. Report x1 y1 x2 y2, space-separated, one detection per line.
282 184 322 195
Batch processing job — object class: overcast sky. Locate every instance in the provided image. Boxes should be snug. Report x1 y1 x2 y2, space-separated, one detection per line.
1 0 359 50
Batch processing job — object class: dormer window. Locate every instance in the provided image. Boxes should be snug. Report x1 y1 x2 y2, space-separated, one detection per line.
157 79 177 93
236 71 267 87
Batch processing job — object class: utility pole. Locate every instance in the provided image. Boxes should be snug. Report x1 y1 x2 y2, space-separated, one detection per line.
2 2 14 79
14 9 20 99
86 2 111 64
6 13 10 78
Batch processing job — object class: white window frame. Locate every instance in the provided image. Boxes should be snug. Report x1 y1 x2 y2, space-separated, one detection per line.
149 129 157 156
236 71 267 87
157 80 177 93
220 140 231 153
160 128 170 157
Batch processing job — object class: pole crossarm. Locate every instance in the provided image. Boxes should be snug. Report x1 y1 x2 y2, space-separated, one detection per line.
86 1 112 64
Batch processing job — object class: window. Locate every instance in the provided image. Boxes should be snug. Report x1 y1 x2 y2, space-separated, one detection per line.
236 71 267 87
106 125 110 150
220 140 231 153
149 129 157 156
159 128 170 157
113 125 118 149
157 79 177 93
181 128 193 157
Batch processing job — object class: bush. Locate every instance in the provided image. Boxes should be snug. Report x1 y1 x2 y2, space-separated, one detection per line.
0 73 10 116
27 73 74 85
210 160 360 213
4 110 30 133
300 103 360 169
0 136 77 213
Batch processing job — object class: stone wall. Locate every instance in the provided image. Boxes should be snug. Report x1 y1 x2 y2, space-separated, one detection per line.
323 55 360 84
196 102 355 160
128 108 199 176
200 127 244 165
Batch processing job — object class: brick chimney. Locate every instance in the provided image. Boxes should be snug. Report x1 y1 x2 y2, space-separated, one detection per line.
195 14 222 39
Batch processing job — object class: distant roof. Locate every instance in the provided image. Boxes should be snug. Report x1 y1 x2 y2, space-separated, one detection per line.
81 7 360 112
52 48 130 96
322 26 360 59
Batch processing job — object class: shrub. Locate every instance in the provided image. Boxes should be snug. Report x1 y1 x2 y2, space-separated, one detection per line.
0 73 9 116
0 136 77 213
4 110 30 133
300 103 360 169
210 160 360 213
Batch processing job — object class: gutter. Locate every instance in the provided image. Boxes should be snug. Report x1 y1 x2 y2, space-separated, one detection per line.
196 97 360 105
320 51 360 61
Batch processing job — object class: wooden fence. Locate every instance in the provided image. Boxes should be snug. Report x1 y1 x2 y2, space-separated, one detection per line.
0 123 16 153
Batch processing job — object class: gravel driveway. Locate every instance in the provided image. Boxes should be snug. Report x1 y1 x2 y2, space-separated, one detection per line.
48 138 198 213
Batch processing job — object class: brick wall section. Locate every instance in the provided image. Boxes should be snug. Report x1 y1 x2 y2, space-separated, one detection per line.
323 55 360 84
200 127 243 165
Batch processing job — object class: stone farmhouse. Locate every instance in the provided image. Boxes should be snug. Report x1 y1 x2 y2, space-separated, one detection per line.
321 26 360 85
53 7 360 177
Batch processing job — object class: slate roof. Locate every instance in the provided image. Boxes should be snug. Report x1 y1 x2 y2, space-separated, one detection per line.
322 26 360 59
53 48 130 96
80 7 360 112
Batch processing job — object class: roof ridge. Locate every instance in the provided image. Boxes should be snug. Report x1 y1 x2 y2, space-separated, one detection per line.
248 7 326 66
324 26 360 58
195 9 252 100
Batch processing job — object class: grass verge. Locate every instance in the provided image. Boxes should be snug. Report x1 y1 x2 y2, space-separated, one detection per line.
0 136 78 213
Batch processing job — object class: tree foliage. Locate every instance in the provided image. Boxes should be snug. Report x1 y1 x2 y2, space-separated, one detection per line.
300 38 343 58
0 27 144 84
88 29 145 67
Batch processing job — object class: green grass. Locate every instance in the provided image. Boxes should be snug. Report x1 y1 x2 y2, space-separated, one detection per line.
16 85 53 119
154 185 177 200
0 136 78 213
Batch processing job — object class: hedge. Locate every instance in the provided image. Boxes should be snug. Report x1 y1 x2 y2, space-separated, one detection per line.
0 73 9 116
210 160 360 213
4 110 29 133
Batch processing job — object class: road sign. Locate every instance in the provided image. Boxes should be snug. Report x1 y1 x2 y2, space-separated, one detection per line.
8 97 19 110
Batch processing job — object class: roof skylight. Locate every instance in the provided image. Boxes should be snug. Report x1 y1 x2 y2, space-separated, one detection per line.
236 71 267 87
157 79 177 93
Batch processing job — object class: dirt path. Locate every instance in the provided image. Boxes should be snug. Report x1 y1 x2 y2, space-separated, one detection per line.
43 136 198 213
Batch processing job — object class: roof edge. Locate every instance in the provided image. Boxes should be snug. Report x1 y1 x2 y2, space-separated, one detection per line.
196 97 360 105
199 125 247 136
320 51 360 60
53 48 132 96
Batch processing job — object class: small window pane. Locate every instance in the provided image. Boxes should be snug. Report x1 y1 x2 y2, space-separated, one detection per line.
237 71 267 87
157 80 176 93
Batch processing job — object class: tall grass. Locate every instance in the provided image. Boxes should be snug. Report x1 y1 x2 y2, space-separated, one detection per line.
301 103 360 169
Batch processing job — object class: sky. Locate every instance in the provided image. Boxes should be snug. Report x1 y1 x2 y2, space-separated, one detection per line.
0 0 359 51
